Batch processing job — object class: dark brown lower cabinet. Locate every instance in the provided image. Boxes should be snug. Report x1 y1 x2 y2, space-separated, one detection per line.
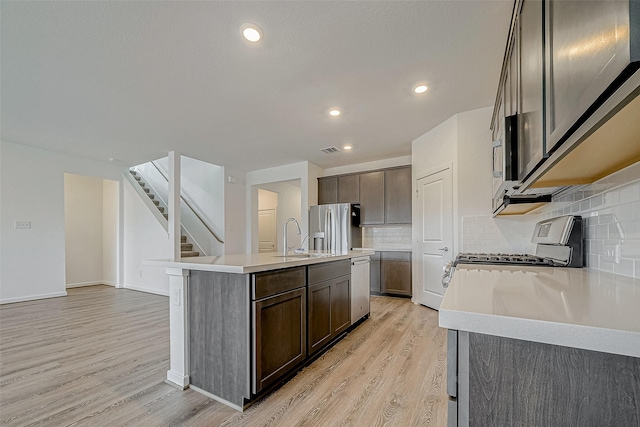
253 287 306 393
448 330 640 426
380 251 412 297
307 275 351 355
251 268 307 394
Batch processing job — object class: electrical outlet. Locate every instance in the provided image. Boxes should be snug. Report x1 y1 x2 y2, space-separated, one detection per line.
14 221 31 229
172 289 181 306
602 241 620 263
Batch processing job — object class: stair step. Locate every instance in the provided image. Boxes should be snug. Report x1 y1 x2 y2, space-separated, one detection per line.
134 176 142 181
138 181 145 187
158 206 165 213
148 194 155 200
163 213 168 219
181 251 199 258
181 236 187 243
181 243 193 251
153 200 160 206
143 187 150 193
130 170 137 175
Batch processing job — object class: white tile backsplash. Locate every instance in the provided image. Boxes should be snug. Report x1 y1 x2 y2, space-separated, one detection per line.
461 215 537 254
535 161 640 278
361 225 412 248
461 161 640 279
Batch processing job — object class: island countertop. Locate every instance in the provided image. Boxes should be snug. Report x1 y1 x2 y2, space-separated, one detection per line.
145 250 374 274
439 264 640 358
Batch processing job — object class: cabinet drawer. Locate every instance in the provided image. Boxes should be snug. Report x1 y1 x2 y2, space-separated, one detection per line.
252 267 306 300
380 251 411 262
308 260 350 285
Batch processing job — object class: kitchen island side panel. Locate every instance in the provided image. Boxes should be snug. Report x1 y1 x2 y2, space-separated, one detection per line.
189 270 251 408
468 333 640 426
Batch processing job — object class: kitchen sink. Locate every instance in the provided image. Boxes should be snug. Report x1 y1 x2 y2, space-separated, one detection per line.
271 253 331 259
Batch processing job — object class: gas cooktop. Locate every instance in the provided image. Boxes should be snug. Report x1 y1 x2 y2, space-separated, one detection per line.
454 252 559 267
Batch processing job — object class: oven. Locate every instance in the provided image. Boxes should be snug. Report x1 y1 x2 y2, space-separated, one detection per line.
442 215 583 288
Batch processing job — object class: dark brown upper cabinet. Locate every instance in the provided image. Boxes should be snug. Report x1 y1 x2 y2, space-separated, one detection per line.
359 171 385 225
337 174 360 203
384 167 412 224
318 177 337 205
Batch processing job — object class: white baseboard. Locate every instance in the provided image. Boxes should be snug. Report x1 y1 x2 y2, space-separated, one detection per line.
123 284 169 297
66 281 105 288
102 281 117 287
0 291 67 305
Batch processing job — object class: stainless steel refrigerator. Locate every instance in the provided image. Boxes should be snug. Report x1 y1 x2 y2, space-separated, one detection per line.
309 203 361 254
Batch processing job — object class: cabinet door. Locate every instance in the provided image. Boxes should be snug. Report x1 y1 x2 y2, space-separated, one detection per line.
318 177 337 205
307 281 333 355
253 287 306 393
359 171 385 225
545 0 632 153
380 252 412 296
518 0 545 181
331 276 351 337
338 174 360 203
308 275 351 355
384 167 412 224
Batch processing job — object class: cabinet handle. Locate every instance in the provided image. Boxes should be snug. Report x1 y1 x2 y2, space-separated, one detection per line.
437 247 449 252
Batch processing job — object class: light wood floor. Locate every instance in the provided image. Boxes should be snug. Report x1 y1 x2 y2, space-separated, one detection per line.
0 286 447 426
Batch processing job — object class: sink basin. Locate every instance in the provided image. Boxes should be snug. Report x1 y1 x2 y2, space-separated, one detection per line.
271 253 332 259
271 254 312 259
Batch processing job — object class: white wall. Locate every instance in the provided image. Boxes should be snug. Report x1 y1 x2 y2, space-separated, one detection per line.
456 107 493 219
64 173 104 287
122 177 172 296
224 166 247 255
0 140 122 304
103 179 119 285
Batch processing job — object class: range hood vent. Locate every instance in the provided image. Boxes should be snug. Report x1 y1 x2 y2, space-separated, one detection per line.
321 146 341 154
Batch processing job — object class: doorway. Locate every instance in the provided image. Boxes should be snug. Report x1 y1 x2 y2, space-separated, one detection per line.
414 167 453 310
253 180 302 254
64 173 119 288
258 189 278 253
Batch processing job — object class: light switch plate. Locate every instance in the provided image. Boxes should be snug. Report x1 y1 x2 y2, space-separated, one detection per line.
172 289 181 306
14 221 31 229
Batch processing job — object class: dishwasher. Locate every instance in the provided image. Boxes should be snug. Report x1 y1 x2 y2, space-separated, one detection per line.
350 256 371 324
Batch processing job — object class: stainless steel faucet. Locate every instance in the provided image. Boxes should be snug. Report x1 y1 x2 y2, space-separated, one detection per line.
283 217 301 255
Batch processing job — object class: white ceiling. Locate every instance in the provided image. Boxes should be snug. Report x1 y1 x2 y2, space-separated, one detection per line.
1 1 513 172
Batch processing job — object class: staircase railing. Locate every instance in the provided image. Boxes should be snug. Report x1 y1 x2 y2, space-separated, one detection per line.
151 161 224 244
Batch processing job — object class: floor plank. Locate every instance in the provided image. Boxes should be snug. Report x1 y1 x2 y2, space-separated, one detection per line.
1 286 447 426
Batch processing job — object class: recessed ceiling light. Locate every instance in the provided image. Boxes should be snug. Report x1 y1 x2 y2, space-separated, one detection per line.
414 85 428 94
343 145 352 150
329 109 341 117
241 24 262 42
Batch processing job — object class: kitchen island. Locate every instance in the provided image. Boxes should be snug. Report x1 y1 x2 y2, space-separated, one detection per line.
146 251 373 411
439 265 640 426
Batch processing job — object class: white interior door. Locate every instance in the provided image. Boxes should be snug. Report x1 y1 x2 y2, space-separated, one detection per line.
258 209 277 253
414 167 453 310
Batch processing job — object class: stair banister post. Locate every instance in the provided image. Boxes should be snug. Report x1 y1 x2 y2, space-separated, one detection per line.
168 151 181 261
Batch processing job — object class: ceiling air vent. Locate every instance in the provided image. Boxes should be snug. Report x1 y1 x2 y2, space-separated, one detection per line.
321 146 341 154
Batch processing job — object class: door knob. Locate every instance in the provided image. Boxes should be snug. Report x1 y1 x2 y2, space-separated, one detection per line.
437 247 449 252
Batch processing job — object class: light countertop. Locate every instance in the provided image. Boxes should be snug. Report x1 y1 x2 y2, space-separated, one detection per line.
353 247 412 252
439 264 640 358
145 250 374 274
